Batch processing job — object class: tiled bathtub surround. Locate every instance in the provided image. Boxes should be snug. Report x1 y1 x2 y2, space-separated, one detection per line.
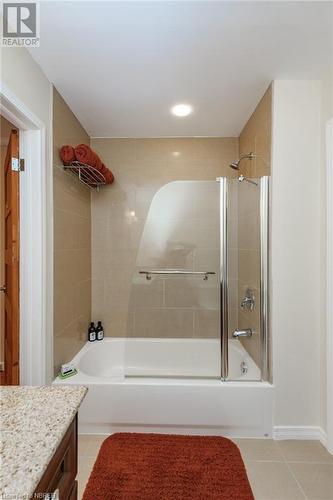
53 88 92 375
239 85 272 179
53 87 271 369
237 85 272 367
91 138 238 338
227 180 240 339
130 181 220 339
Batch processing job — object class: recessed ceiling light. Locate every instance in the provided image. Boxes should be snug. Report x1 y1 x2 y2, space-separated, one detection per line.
171 104 193 117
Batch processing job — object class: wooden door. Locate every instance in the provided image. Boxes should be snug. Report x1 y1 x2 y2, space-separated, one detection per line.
2 129 20 385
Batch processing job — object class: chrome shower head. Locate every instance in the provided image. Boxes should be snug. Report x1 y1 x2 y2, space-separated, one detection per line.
229 152 254 171
229 161 240 170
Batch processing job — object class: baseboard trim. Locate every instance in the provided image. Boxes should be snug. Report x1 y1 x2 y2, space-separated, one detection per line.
79 422 272 438
273 426 327 447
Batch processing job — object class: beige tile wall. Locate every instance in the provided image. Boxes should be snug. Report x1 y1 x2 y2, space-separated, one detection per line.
227 180 240 338
91 138 238 338
53 88 92 375
237 85 272 367
239 85 272 178
129 180 222 339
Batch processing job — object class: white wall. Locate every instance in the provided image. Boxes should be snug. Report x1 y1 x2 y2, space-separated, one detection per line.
1 46 53 383
1 48 52 128
320 71 333 434
272 80 322 428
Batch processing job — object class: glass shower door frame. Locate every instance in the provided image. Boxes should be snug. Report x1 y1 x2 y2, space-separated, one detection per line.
218 176 270 382
260 176 270 382
219 177 229 380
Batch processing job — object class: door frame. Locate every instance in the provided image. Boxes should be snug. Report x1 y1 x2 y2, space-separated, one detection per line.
0 81 52 385
326 117 333 454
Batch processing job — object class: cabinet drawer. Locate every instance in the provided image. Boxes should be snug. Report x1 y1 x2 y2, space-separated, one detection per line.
33 414 77 500
68 481 78 500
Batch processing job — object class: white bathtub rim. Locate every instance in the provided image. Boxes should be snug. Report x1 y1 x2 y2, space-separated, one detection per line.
54 376 273 387
54 337 262 384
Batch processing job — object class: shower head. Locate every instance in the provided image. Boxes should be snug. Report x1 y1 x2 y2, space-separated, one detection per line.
229 152 254 171
230 161 240 170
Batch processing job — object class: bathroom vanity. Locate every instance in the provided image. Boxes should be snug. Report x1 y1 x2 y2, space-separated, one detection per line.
33 415 78 499
0 385 87 499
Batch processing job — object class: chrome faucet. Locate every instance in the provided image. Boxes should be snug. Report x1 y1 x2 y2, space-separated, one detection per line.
233 328 252 338
240 288 255 311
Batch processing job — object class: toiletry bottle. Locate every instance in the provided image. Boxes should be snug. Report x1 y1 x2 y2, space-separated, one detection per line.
96 321 104 341
88 322 96 342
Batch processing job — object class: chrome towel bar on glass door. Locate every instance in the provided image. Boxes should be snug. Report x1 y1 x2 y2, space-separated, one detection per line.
139 270 216 281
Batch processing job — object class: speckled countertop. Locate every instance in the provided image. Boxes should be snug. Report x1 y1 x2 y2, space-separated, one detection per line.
0 385 87 499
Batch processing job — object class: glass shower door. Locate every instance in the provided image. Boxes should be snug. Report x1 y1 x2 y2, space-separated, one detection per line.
226 176 269 381
125 180 221 379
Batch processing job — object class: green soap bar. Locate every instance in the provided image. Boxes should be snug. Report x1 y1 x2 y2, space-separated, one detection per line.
57 369 78 379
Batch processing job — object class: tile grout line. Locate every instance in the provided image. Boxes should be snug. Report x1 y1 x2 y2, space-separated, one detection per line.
284 460 333 465
275 441 333 465
244 459 286 463
276 443 308 500
284 461 309 500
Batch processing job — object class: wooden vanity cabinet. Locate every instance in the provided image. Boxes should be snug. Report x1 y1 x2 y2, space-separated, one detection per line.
33 414 78 500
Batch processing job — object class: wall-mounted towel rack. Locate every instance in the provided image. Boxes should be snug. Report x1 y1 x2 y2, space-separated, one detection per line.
139 269 216 281
63 161 106 191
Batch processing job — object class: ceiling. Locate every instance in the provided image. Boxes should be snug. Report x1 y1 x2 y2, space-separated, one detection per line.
30 1 332 137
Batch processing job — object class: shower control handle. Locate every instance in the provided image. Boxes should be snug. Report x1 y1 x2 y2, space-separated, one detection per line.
241 296 254 310
240 288 255 311
233 329 252 338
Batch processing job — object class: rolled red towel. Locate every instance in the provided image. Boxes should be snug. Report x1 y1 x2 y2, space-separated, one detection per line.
104 169 114 184
99 163 108 176
93 162 106 182
94 155 102 171
74 144 94 165
60 145 75 165
75 144 104 172
96 164 110 183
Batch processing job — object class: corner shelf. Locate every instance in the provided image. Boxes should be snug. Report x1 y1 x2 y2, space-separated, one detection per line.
63 161 106 191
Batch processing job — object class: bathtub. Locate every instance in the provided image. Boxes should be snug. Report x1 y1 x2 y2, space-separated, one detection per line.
54 338 274 437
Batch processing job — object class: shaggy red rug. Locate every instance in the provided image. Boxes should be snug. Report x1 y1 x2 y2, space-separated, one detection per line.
82 433 254 500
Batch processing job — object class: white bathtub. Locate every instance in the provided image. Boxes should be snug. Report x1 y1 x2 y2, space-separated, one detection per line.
54 338 274 437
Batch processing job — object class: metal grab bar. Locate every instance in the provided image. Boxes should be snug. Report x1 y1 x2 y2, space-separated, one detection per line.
139 269 216 281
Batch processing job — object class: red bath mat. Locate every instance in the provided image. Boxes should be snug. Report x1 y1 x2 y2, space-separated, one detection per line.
82 433 254 500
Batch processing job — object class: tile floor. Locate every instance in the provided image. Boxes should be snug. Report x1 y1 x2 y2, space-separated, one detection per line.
78 435 333 499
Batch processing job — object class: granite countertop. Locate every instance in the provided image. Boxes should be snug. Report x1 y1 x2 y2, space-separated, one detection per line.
0 385 87 499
